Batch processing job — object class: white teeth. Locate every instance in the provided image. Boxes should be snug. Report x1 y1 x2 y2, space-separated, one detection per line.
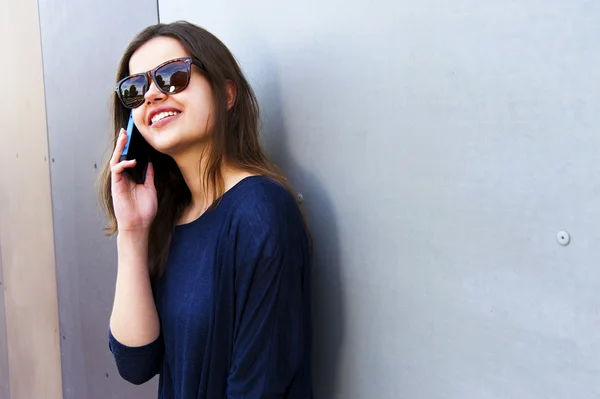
151 111 180 124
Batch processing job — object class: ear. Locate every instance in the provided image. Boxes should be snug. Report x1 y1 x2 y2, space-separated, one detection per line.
225 80 237 110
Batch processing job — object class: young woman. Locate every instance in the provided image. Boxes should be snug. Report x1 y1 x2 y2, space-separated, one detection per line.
99 20 312 398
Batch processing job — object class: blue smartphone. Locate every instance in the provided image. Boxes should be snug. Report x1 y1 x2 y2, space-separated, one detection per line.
120 111 150 184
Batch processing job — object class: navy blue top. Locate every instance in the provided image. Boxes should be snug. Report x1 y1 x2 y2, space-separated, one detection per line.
108 176 312 398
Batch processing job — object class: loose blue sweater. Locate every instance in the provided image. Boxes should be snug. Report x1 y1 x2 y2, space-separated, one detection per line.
108 176 312 398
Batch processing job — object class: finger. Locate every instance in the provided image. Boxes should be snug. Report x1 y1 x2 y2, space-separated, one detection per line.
111 159 136 175
109 129 128 167
143 161 155 189
109 129 126 167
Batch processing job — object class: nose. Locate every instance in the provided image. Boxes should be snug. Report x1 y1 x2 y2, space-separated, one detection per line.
144 78 166 105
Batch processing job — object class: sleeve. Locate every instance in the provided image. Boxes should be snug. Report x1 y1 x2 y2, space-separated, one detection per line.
108 328 164 385
226 195 310 398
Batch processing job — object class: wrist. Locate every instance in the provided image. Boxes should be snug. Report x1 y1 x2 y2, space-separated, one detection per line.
116 231 150 274
117 230 150 258
117 228 150 242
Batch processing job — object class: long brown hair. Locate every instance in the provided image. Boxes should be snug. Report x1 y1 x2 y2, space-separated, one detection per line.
99 20 308 278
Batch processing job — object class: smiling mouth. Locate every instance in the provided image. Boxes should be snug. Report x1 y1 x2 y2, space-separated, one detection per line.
150 111 182 126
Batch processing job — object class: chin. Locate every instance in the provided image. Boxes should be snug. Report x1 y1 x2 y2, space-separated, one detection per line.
145 135 179 155
147 127 209 155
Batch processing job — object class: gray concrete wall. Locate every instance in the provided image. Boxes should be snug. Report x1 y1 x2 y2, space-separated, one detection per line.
158 1 600 398
37 0 158 397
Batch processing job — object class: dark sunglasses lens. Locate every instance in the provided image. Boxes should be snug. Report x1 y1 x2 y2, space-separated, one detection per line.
155 61 190 94
119 75 147 108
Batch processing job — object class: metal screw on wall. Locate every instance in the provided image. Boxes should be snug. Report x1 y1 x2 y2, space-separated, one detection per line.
556 230 570 246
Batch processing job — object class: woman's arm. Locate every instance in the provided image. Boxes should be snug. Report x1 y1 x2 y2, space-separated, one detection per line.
106 132 162 385
226 189 312 398
108 230 163 385
110 231 160 345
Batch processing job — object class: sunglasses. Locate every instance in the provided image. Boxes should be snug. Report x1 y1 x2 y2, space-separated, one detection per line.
114 56 205 109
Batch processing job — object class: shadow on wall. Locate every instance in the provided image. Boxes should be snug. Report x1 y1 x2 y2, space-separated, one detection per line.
255 53 346 398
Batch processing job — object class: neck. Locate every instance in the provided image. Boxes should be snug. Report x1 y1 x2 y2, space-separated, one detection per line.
172 146 245 215
172 144 214 211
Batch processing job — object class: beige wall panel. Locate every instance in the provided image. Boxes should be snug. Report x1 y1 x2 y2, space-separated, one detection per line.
0 1 63 398
0 250 10 399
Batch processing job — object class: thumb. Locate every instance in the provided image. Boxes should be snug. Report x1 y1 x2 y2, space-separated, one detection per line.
144 161 155 189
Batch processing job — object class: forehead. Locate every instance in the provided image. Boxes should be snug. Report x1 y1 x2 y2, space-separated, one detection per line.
129 36 190 74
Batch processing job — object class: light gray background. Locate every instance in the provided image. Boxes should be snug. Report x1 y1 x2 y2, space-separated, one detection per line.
38 0 600 397
159 1 600 398
38 1 158 397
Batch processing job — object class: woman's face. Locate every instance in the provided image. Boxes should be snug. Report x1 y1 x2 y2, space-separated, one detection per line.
128 36 214 157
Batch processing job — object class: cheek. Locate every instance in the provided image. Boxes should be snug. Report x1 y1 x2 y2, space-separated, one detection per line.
130 110 148 136
185 79 214 111
132 108 144 125
182 93 214 125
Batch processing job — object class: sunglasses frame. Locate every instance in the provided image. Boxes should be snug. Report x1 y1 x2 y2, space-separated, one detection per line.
114 56 206 109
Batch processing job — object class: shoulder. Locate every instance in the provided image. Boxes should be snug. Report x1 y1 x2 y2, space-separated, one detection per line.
226 176 307 244
231 176 301 222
